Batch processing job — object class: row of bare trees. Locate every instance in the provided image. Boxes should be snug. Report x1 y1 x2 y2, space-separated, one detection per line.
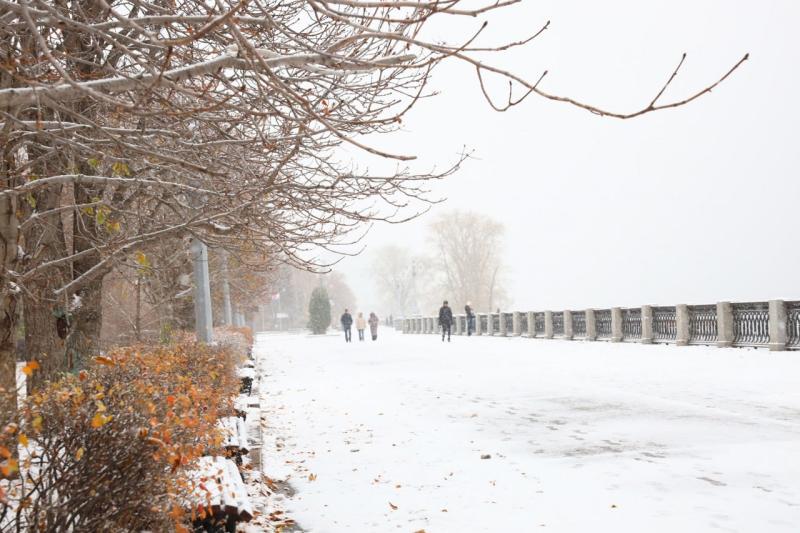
1 0 746 389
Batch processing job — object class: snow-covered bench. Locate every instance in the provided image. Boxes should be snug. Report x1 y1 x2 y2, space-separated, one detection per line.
187 456 253 532
237 367 255 396
217 416 249 467
233 395 259 418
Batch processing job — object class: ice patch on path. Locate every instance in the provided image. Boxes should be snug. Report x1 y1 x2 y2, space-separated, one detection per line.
256 330 800 533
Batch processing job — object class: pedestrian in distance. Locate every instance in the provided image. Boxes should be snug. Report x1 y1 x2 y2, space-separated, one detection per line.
368 312 379 341
438 300 453 342
341 309 353 342
356 312 367 341
465 301 475 336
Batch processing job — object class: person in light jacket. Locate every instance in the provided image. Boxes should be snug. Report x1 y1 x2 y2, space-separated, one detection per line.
356 312 367 341
368 312 379 341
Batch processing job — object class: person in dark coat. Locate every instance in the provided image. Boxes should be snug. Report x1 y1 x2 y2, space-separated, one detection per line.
341 309 353 342
438 300 453 342
368 312 379 341
465 301 475 336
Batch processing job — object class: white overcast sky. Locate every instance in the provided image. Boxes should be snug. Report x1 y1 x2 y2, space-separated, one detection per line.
331 0 800 314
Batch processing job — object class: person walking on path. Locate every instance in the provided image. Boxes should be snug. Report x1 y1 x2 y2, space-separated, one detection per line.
341 309 353 342
465 301 475 336
368 312 379 341
438 300 453 342
355 312 367 341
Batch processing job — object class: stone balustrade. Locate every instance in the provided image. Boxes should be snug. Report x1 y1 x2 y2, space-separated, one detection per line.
397 300 800 351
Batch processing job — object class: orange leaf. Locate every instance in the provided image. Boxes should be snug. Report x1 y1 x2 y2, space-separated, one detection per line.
93 356 115 366
1 459 18 477
75 447 85 460
22 360 39 376
91 412 112 428
166 395 176 406
18 433 28 447
0 446 10 459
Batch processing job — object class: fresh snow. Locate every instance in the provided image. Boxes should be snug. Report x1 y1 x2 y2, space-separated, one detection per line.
257 330 800 533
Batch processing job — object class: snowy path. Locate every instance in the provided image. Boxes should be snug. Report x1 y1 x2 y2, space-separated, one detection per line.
257 330 800 533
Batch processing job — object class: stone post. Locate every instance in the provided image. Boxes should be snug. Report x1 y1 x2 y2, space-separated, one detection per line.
544 311 553 339
498 312 507 337
526 312 535 338
455 315 462 335
563 311 573 340
487 313 495 336
611 307 623 342
512 312 521 336
641 305 654 344
716 302 734 348
404 318 409 333
191 238 214 343
476 314 483 336
430 317 437 335
586 309 597 341
676 304 690 346
769 300 787 351
416 317 422 334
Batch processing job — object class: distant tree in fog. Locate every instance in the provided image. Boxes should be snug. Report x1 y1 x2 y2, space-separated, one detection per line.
308 287 332 335
429 211 506 312
272 266 357 329
370 246 431 317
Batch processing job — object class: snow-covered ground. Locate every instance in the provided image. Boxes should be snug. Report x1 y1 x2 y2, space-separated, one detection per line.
257 330 800 533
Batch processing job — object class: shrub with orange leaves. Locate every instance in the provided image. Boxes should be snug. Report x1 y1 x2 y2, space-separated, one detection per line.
0 339 243 531
215 326 254 353
231 326 254 349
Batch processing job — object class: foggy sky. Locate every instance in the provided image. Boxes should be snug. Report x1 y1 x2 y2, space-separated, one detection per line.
333 0 800 315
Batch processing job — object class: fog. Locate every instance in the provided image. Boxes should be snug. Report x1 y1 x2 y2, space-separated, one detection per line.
334 0 800 314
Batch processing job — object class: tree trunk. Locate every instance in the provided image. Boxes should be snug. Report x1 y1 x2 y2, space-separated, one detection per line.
64 281 103 370
24 290 67 384
0 29 21 403
22 178 70 385
0 195 19 396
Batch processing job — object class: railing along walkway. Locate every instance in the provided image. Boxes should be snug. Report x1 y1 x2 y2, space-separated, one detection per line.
399 299 799 351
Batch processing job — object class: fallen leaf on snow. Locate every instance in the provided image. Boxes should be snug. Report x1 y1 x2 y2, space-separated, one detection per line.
481 454 491 460
388 502 398 510
308 473 317 481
